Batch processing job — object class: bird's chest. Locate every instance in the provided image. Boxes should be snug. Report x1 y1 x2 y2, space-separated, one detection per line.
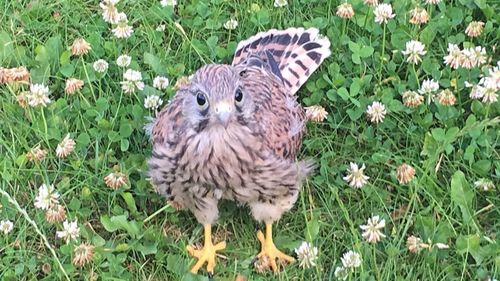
174 126 263 192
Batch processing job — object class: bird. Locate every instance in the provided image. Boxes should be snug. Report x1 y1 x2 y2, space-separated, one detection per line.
148 27 331 275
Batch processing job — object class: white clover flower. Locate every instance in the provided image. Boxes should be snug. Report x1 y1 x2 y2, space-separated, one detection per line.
483 76 499 89
366 101 387 123
112 25 134 39
469 84 484 99
104 172 128 189
15 91 28 108
396 163 416 184
153 76 170 90
409 7 429 25
461 48 476 69
436 89 456 106
120 69 144 93
341 251 362 269
0 220 13 234
73 243 95 267
100 0 120 24
360 215 386 243
144 95 163 110
123 69 142 82
4 66 30 83
425 0 441 4
336 3 355 19
407 235 424 253
465 21 484 37
136 82 145 91
120 81 135 93
93 59 109 73
443 43 463 69
374 3 395 24
27 83 51 107
112 13 133 39
334 266 348 280
26 145 47 162
343 162 369 188
402 90 424 107
120 80 144 93
470 46 487 67
45 204 67 223
160 0 177 7
70 38 92 56
116 54 131 67
56 134 76 158
401 40 426 65
34 184 60 210
65 78 84 95
274 0 288 7
480 81 498 103
305 105 328 122
484 63 500 89
56 220 80 244
223 19 238 30
418 79 439 95
294 241 318 269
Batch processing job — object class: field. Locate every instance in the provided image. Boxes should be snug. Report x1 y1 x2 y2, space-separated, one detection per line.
0 0 498 280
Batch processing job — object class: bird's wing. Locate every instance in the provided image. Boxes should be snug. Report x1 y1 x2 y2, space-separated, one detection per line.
234 28 331 159
238 66 305 160
151 94 185 147
232 27 331 95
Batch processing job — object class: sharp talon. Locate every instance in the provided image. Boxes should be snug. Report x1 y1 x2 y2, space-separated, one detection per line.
214 241 226 251
207 272 214 279
270 259 278 272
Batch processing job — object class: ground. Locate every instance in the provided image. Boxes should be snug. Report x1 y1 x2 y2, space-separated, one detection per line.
0 0 498 280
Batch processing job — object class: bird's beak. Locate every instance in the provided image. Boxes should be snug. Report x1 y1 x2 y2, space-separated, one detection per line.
214 101 233 127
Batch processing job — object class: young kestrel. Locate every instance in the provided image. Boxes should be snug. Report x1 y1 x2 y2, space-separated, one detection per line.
148 27 331 275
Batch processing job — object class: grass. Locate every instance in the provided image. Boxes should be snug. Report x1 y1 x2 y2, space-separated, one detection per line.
0 0 499 280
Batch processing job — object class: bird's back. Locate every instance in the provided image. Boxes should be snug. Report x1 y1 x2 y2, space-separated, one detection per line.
232 28 331 159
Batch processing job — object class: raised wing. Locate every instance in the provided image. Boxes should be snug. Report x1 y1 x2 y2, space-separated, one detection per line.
233 27 331 95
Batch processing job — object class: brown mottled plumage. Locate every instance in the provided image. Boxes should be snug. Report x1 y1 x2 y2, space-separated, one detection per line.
148 27 330 274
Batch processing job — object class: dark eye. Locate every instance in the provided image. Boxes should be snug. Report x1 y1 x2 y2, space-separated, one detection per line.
196 91 207 106
235 89 243 103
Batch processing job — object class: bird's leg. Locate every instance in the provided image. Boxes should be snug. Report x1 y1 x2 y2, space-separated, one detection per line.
255 223 295 272
186 224 226 275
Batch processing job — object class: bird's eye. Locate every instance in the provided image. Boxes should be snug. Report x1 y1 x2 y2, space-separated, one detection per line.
196 91 207 107
235 89 243 103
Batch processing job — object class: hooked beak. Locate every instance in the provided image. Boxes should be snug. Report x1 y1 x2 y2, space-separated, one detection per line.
214 101 233 127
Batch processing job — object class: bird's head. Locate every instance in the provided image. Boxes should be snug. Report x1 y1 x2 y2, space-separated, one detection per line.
180 64 253 131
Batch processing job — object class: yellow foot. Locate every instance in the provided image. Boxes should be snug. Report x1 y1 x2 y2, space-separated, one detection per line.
254 224 295 272
186 224 226 275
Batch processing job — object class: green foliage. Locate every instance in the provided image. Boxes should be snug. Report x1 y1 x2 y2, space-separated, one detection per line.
0 0 498 280
450 170 474 223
